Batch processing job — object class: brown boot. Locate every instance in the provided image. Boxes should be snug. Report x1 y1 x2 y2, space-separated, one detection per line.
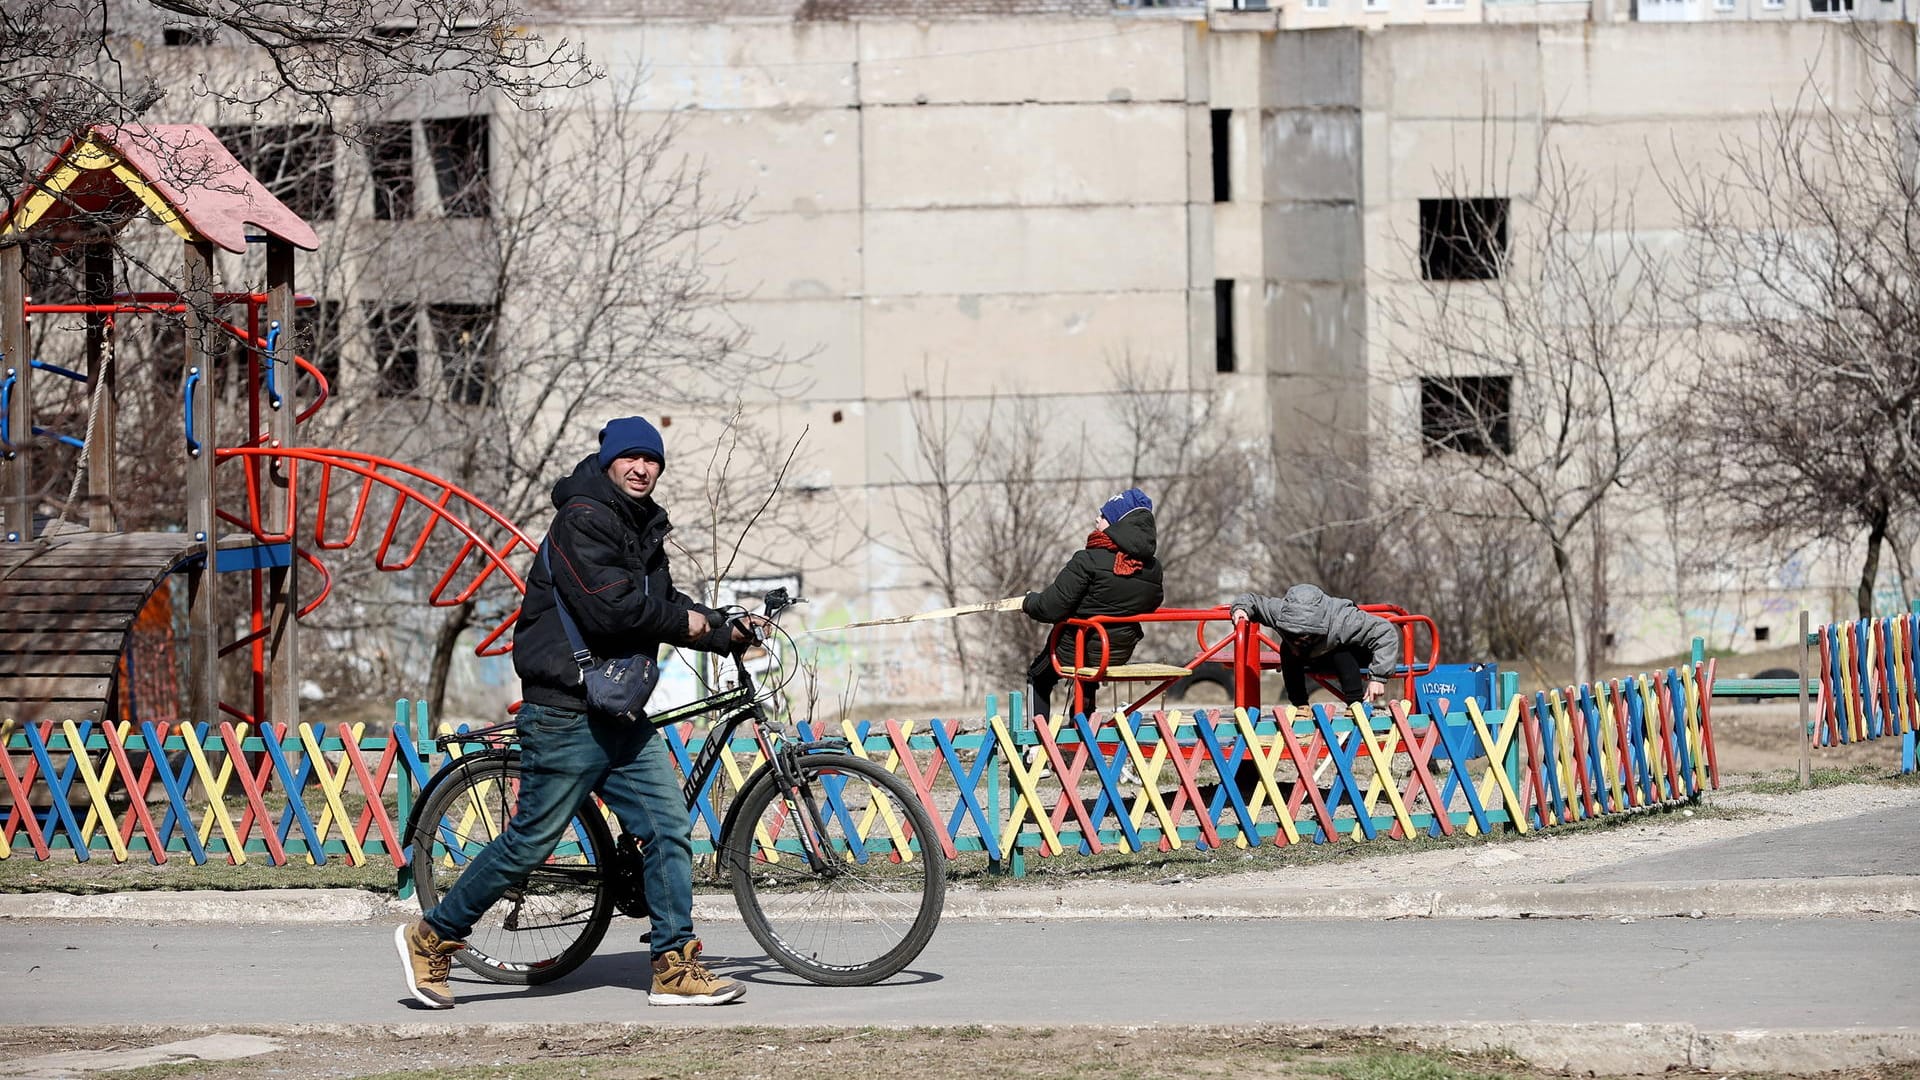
648 939 745 1005
394 920 466 1009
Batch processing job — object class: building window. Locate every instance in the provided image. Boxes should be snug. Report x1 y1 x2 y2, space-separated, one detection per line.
366 305 420 397
163 25 218 45
1420 375 1512 457
1366 0 1388 10
293 300 343 397
1214 280 1236 374
430 303 497 406
210 124 337 222
1425 0 1465 8
1305 0 1330 8
1419 197 1508 281
1211 110 1231 203
369 124 415 221
1762 0 1783 8
1808 0 1852 10
424 116 491 219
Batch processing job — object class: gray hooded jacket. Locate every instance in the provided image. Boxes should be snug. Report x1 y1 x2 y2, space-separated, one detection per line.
1231 584 1400 679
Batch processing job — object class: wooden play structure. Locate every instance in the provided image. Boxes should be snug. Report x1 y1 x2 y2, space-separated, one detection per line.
0 123 533 742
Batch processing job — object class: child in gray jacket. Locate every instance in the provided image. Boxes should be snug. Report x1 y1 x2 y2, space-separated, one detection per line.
1230 584 1400 708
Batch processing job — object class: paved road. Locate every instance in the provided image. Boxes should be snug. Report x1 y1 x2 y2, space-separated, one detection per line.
5 916 1914 1029
1572 808 1920 882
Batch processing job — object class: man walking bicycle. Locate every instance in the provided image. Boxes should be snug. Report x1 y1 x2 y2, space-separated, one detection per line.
396 415 754 1009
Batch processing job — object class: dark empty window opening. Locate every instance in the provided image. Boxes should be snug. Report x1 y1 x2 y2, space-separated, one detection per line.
1601 632 1617 650
1214 280 1236 374
369 124 415 221
1211 109 1231 203
211 124 337 222
1809 0 1853 10
163 25 219 45
430 303 497 406
1420 375 1512 457
1754 626 1772 643
366 305 420 398
424 116 491 219
294 299 343 399
1419 197 1509 281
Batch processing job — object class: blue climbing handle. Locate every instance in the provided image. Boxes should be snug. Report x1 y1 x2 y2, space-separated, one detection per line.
184 367 202 456
263 322 282 410
1 368 13 452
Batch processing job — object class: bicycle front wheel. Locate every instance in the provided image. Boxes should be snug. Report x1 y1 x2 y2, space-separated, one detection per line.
408 754 615 985
725 752 947 986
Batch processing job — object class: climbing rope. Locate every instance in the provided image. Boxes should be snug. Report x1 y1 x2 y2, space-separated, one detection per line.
46 313 115 539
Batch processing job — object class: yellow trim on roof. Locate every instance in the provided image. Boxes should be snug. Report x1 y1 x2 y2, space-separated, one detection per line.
0 134 201 243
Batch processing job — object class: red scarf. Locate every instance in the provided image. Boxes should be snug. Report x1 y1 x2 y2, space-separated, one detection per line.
1086 530 1142 576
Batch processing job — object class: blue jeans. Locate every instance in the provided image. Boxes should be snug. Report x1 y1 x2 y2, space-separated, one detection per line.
423 702 695 959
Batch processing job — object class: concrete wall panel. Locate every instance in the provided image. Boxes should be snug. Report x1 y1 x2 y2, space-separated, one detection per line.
1541 22 1903 120
1263 108 1363 203
862 292 1190 398
726 298 866 402
1372 26 1540 119
671 107 862 215
858 20 1191 106
695 209 865 301
863 103 1189 209
864 206 1189 296
570 23 860 111
1262 203 1362 284
1261 28 1362 110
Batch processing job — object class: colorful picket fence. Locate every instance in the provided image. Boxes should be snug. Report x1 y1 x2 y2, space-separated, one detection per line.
0 709 430 864
3 662 1720 869
1812 612 1920 773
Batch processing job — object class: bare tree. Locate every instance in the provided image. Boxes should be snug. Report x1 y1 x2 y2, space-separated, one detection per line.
0 0 587 197
1379 147 1674 683
959 395 1088 681
1666 48 1920 619
1107 356 1255 607
885 367 990 688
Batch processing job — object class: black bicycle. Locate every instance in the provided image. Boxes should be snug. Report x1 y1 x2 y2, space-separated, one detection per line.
400 588 946 987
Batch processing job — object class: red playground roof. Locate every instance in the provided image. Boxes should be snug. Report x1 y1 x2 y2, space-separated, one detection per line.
1 123 320 253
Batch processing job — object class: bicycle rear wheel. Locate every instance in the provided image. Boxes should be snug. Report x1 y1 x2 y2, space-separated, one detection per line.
725 752 946 986
408 754 615 986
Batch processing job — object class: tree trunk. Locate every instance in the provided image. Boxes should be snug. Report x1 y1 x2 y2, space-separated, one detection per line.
1889 516 1915 608
427 600 477 720
1551 537 1588 686
1856 503 1890 619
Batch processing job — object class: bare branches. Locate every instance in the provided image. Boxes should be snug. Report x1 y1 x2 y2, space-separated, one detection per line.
1664 41 1920 616
1379 138 1674 680
1 0 591 197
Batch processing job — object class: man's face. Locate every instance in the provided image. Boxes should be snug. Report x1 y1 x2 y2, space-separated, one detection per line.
606 452 663 500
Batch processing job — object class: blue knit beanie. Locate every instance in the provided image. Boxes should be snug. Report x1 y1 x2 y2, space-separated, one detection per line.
1100 487 1152 525
597 416 666 471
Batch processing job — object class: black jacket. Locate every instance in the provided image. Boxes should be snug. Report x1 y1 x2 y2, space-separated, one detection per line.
513 455 733 713
1022 508 1165 666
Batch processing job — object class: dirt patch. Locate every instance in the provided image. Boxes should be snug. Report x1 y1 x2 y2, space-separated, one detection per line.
2 1026 1915 1080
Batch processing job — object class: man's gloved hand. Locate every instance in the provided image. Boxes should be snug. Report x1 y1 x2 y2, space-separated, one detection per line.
730 613 773 645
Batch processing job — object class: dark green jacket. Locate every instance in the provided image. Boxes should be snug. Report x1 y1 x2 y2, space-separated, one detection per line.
1023 508 1165 666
